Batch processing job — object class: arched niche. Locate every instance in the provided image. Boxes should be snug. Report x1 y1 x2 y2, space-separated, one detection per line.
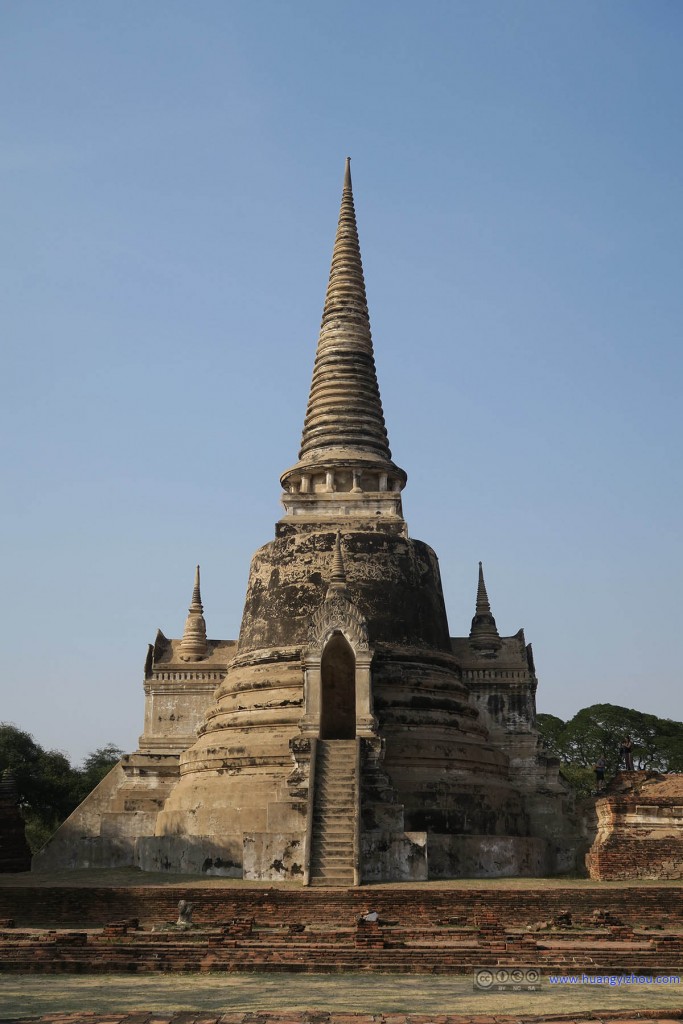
320 632 356 739
300 594 377 738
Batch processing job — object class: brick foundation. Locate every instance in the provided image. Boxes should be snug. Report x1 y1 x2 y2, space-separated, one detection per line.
1 884 682 975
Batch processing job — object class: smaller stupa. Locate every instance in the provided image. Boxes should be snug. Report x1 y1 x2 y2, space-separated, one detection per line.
0 770 32 873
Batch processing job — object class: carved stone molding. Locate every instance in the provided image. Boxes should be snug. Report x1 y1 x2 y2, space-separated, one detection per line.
307 594 369 653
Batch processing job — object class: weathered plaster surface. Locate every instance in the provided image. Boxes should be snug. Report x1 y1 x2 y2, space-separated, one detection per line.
361 831 427 881
243 833 305 881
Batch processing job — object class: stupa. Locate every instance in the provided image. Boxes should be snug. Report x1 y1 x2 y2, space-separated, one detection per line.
35 160 577 882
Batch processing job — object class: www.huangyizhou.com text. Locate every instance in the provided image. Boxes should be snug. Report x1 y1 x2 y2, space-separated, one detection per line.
549 974 680 987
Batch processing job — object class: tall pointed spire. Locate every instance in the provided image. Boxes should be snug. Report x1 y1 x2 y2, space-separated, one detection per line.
469 562 500 643
179 565 208 661
280 158 406 520
299 157 391 462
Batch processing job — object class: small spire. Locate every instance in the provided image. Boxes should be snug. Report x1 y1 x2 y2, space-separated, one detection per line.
344 156 351 189
179 564 208 661
190 564 202 609
330 532 347 587
469 562 500 642
475 562 491 615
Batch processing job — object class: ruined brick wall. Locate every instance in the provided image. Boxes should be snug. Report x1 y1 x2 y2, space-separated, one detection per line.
0 884 680 929
586 772 683 880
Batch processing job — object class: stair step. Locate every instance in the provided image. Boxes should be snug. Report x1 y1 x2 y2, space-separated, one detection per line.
310 875 355 883
311 871 352 879
311 866 355 876
312 845 354 854
310 741 357 887
312 857 353 865
312 814 352 821
312 827 354 836
312 836 353 844
312 813 353 820
312 811 354 819
315 836 354 845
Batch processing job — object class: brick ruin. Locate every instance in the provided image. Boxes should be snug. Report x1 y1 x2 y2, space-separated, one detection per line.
586 771 683 880
1 883 683 975
34 159 580 883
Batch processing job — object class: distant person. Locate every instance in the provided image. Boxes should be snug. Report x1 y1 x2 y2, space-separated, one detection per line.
594 757 606 794
620 735 634 771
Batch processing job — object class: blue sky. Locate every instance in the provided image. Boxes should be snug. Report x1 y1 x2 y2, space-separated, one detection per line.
2 1 682 764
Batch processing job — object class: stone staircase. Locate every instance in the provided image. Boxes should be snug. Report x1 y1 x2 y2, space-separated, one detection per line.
309 740 357 887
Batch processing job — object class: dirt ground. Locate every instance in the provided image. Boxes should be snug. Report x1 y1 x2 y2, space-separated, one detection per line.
2 868 682 890
2 872 681 1018
1 973 682 1018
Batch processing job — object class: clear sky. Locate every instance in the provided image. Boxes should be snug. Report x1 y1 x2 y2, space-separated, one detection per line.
2 2 682 765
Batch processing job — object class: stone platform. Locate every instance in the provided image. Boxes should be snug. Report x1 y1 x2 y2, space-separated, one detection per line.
1 880 682 976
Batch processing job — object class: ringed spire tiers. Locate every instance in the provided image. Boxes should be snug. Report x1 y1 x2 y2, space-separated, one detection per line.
281 158 406 522
179 565 208 661
469 561 501 645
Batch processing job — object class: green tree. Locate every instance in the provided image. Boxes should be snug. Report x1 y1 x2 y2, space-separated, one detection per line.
536 713 565 758
73 744 123 803
0 724 124 853
537 704 683 796
0 723 79 851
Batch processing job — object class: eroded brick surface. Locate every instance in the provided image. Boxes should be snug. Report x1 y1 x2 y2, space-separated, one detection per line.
1 885 683 975
586 773 683 880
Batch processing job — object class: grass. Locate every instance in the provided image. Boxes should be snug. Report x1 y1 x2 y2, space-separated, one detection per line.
2 871 681 1017
1 972 682 1017
2 868 683 889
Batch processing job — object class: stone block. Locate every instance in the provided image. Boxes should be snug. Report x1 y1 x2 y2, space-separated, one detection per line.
34 834 135 872
427 834 549 878
361 830 427 881
101 811 159 839
266 801 307 832
242 833 304 880
361 801 405 831
135 834 242 875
